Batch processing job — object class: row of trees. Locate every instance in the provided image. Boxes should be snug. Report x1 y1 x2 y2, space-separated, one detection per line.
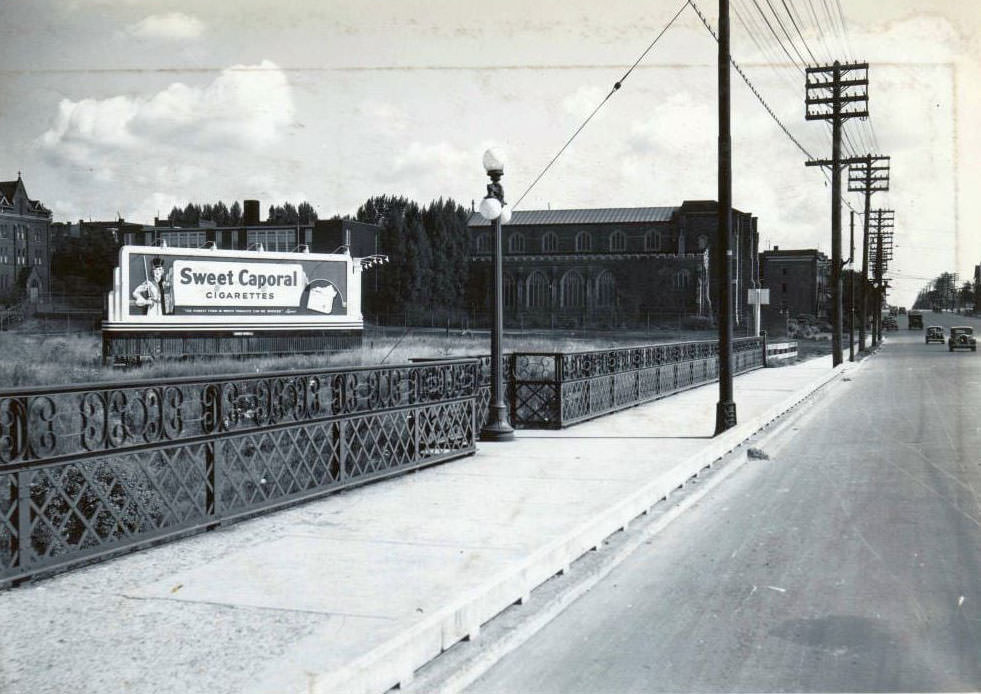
165 201 319 226
354 195 472 320
46 195 474 313
912 272 975 311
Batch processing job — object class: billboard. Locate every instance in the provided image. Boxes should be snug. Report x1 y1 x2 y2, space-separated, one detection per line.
105 246 362 331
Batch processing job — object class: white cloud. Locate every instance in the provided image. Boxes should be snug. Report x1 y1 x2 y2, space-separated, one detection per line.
390 141 475 195
36 60 296 220
125 12 205 41
38 60 294 167
562 85 607 121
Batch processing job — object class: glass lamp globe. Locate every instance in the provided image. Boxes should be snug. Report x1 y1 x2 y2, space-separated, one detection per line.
499 204 512 225
478 196 502 221
482 149 505 173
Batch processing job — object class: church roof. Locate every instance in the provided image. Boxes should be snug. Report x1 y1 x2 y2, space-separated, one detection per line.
468 206 679 227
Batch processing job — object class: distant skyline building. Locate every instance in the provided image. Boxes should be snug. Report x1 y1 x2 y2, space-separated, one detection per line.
0 174 52 302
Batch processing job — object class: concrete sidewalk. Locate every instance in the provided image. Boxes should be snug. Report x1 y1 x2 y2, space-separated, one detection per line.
0 354 852 694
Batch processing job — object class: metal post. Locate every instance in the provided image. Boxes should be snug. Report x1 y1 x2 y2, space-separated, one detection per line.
860 180 871 351
480 169 514 442
849 210 855 361
715 0 736 435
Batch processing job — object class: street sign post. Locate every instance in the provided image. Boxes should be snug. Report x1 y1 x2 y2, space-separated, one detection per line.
747 288 770 337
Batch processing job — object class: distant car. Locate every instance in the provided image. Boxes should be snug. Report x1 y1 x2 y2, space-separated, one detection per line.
926 326 945 344
948 326 977 352
908 313 923 329
883 316 898 331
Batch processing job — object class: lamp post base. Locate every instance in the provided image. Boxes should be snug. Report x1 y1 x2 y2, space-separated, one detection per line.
714 400 737 436
480 406 515 442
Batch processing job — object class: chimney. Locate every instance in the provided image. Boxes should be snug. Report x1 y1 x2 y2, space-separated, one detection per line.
773 245 779 251
243 199 260 226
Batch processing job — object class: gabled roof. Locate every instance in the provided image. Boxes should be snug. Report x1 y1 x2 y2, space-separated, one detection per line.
468 206 679 228
0 180 19 204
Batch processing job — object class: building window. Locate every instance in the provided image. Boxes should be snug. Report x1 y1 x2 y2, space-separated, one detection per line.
697 234 708 250
596 271 616 307
575 232 592 253
673 270 691 290
503 273 517 308
609 230 626 252
526 271 549 308
476 233 492 254
645 230 661 251
542 232 558 253
508 233 526 254
159 230 207 248
560 270 586 308
247 229 296 252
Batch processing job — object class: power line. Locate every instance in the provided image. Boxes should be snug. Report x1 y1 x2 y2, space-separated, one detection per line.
761 0 811 67
748 0 806 71
802 0 835 60
688 0 858 214
689 0 814 158
781 0 818 64
511 0 690 209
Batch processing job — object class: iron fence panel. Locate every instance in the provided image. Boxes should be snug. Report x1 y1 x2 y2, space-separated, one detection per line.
514 337 763 429
1 360 478 587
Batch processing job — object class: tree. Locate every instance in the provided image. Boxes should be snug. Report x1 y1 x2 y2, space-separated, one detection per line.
229 201 242 225
422 198 470 310
297 201 318 224
958 281 974 309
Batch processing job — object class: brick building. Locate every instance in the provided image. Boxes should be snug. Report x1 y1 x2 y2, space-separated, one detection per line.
758 247 830 327
120 200 378 257
467 200 759 329
0 174 52 303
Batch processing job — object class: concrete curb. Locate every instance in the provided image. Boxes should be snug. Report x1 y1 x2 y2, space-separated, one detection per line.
310 361 851 694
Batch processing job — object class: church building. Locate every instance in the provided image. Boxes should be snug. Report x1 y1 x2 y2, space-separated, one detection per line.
467 200 759 329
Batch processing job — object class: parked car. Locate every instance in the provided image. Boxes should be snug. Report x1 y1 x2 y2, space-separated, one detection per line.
948 326 977 352
908 313 923 329
926 326 945 344
883 316 898 330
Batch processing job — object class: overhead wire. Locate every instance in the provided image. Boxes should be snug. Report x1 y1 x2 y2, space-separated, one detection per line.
690 0 863 214
761 0 811 67
748 0 807 72
510 0 690 210
781 0 818 64
731 0 804 96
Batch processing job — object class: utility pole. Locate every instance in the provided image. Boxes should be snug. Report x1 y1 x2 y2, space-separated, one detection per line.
804 61 869 367
715 0 736 435
869 209 894 346
847 155 890 353
849 210 855 362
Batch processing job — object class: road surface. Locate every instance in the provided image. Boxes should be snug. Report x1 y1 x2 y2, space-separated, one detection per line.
465 313 981 693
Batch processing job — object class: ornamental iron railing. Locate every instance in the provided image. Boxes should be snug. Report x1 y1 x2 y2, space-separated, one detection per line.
506 336 764 428
420 337 765 431
0 360 479 587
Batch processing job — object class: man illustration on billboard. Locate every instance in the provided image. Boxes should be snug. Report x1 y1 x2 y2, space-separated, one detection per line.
132 256 174 316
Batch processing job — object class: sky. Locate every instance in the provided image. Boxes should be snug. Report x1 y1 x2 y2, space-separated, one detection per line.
2 0 980 307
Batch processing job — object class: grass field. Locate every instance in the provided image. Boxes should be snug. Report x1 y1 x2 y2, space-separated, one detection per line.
0 324 808 388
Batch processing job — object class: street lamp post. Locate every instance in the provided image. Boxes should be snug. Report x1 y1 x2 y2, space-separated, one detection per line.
478 149 515 442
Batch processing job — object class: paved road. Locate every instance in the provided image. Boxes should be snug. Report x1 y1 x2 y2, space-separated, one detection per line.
466 313 981 693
